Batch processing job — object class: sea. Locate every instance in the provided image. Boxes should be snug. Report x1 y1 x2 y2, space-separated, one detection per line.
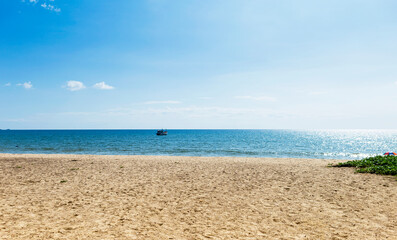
0 129 396 160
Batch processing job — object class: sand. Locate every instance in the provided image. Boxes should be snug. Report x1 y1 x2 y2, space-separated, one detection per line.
0 154 396 240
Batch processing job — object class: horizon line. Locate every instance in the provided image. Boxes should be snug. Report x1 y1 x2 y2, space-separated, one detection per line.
1 128 397 131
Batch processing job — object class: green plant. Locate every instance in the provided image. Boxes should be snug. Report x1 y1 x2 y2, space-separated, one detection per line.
334 155 397 176
60 180 68 183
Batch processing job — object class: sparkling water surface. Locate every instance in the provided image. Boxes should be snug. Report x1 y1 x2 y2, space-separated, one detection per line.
0 130 396 160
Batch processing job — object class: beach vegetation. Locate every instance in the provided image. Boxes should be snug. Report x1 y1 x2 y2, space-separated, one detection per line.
334 155 397 176
70 168 79 171
60 180 67 183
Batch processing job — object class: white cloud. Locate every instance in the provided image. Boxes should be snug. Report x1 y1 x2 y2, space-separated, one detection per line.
17 82 33 89
89 106 294 122
93 82 115 90
4 83 11 87
66 81 85 91
144 100 181 105
41 3 60 12
22 0 61 12
235 95 276 102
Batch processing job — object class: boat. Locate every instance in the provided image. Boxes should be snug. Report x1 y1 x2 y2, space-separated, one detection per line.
156 129 168 136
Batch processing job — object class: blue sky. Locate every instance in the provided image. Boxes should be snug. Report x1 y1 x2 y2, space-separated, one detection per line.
1 0 397 129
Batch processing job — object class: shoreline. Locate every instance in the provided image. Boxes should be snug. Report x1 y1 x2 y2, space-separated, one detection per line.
0 152 347 160
0 153 353 162
1 154 396 239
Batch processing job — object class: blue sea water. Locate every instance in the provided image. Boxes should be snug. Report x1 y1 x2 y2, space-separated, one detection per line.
0 129 396 160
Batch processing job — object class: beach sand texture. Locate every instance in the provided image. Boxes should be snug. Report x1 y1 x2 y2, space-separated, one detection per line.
0 154 396 240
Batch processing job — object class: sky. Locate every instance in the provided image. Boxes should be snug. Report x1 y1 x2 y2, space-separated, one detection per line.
1 0 397 129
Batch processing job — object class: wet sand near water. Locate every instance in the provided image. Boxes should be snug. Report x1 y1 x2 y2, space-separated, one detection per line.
0 154 396 239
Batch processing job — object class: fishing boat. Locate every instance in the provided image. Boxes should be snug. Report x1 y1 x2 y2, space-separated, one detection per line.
156 129 168 136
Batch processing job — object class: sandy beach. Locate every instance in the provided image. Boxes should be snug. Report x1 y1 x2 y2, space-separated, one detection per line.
0 154 396 240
